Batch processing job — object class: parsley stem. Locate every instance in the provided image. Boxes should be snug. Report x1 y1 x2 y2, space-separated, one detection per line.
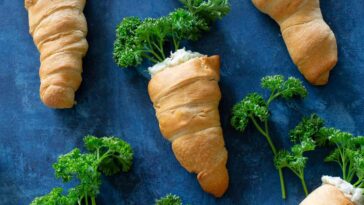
347 161 356 183
278 168 287 199
263 120 277 155
353 178 363 187
172 35 180 51
341 154 348 181
85 193 89 205
264 120 269 135
300 176 308 196
347 168 355 183
250 117 277 155
92 197 97 205
152 51 164 62
152 41 165 60
143 49 163 61
147 57 159 64
290 168 308 196
146 37 164 62
142 53 160 64
160 44 166 59
294 170 309 196
267 91 281 106
250 116 286 199
97 150 112 165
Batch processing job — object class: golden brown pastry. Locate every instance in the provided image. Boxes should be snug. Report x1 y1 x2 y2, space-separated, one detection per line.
148 55 229 197
301 176 364 205
300 184 354 205
25 0 88 108
252 0 338 85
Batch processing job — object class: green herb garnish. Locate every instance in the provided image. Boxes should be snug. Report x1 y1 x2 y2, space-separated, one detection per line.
155 194 184 205
113 0 230 68
318 128 364 187
275 114 324 196
30 136 133 205
231 75 307 199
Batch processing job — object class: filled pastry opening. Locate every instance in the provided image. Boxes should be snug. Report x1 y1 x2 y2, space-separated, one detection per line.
321 176 364 205
148 48 206 76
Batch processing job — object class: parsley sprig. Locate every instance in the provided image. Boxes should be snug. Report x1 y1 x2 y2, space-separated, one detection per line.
231 75 307 199
318 128 364 187
113 0 230 68
180 0 230 22
274 114 324 196
155 194 185 205
30 136 133 205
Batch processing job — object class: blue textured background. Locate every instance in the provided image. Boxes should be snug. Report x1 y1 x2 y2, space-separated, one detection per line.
1 0 364 204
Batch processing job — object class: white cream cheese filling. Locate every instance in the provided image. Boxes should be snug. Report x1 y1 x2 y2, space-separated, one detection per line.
148 48 205 76
322 175 364 205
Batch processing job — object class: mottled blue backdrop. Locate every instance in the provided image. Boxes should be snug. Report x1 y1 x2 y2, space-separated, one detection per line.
0 0 364 204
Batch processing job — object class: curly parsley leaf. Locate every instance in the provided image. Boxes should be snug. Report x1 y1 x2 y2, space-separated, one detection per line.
155 194 184 205
261 75 307 104
180 0 231 22
261 75 285 92
279 77 307 99
53 149 102 198
113 0 230 68
113 17 144 67
84 135 134 175
31 136 134 205
231 93 268 132
30 188 78 205
318 127 364 186
289 114 325 144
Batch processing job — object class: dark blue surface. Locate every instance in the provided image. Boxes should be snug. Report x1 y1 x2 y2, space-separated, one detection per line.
1 0 364 204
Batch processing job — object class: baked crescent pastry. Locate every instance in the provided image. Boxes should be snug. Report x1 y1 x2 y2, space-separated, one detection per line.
25 0 88 108
301 184 354 205
252 0 338 85
148 55 229 197
300 176 364 205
